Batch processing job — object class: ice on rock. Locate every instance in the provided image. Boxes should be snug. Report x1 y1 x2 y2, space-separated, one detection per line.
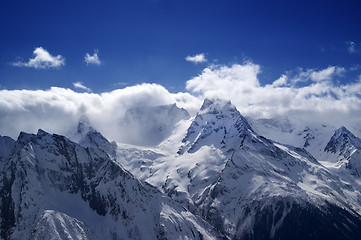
31 210 95 240
179 98 252 154
0 128 222 240
3 99 361 240
323 126 361 176
69 117 117 159
116 98 361 239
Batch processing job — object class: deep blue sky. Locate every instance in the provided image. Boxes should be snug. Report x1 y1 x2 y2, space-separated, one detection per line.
1 0 361 93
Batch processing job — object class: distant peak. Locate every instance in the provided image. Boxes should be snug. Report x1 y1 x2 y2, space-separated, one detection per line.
37 129 50 137
336 126 351 134
333 126 356 139
78 114 91 126
77 120 94 135
199 98 235 114
17 131 36 143
324 126 359 154
180 98 253 154
199 98 215 110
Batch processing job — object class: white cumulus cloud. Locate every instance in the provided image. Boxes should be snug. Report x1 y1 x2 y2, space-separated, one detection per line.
185 53 207 63
12 47 65 69
73 82 92 92
186 62 361 128
85 50 101 65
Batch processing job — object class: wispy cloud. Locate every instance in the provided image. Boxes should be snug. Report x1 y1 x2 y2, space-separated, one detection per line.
350 64 361 71
289 66 345 84
11 47 65 69
112 82 129 87
185 53 207 63
73 82 92 92
346 41 357 54
85 50 101 65
309 66 345 82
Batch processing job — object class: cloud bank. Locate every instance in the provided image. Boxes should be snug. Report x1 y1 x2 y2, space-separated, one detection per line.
2 61 361 145
85 51 101 65
186 62 361 127
12 47 65 69
0 84 200 144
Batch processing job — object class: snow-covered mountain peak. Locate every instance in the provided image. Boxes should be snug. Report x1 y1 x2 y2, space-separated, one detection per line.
76 121 94 136
322 126 361 176
0 128 223 240
80 125 117 158
124 99 361 239
66 118 118 159
333 126 356 140
324 126 361 154
180 98 252 153
198 98 246 122
37 128 48 137
17 131 36 145
36 129 52 138
17 129 56 146
199 98 233 113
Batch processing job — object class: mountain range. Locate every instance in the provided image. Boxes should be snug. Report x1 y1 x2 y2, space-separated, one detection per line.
1 99 361 239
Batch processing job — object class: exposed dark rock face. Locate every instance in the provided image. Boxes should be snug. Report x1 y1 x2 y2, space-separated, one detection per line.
0 130 221 240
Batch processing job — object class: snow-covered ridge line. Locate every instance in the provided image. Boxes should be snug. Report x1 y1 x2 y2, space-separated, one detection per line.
0 127 223 240
116 98 361 239
2 98 361 239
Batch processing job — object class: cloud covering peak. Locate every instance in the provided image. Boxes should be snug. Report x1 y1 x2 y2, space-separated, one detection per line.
1 61 361 145
186 62 361 126
0 84 200 144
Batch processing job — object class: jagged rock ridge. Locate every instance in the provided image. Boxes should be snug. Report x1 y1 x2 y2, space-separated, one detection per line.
2 99 361 240
116 99 361 240
0 128 222 240
324 126 361 176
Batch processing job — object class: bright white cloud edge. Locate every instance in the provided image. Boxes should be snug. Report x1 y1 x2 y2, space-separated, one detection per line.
12 47 65 69
1 62 361 145
73 82 92 92
85 51 101 65
185 53 207 63
0 84 201 143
